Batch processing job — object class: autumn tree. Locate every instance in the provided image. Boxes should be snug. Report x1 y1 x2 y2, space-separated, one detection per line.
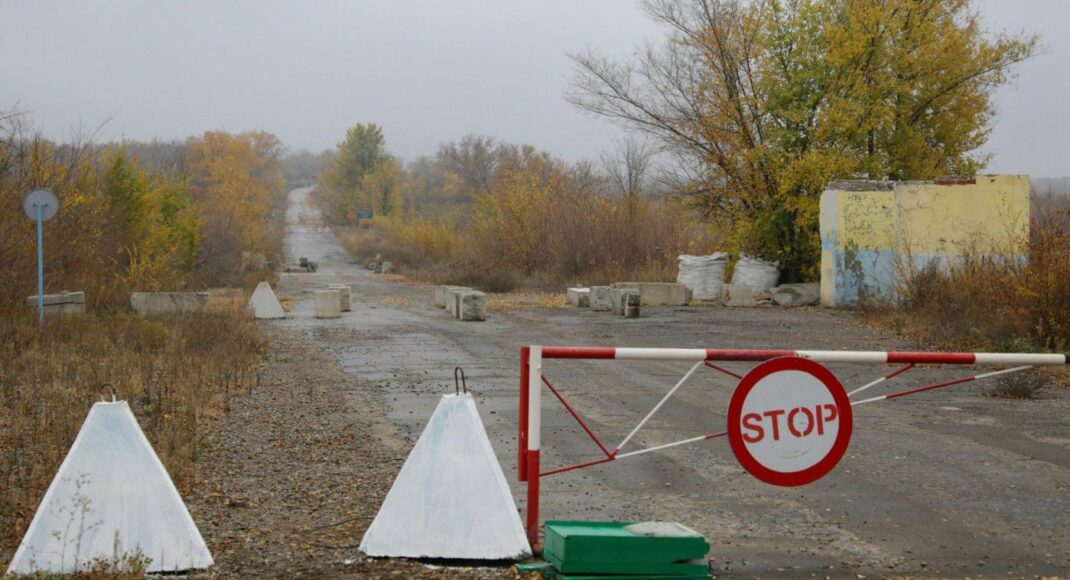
186 131 285 271
318 123 390 221
568 0 1037 279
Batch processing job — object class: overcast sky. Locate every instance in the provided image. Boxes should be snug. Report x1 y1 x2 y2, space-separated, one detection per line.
1 1 1067 177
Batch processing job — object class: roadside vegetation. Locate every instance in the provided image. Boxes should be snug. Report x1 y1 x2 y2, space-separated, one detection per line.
0 308 264 568
869 198 1070 356
0 109 285 568
318 131 720 291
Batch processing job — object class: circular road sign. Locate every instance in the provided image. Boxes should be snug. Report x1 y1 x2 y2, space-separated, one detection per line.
22 188 59 221
727 357 852 487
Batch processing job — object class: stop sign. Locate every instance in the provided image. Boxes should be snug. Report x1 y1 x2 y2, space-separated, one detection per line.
727 357 852 486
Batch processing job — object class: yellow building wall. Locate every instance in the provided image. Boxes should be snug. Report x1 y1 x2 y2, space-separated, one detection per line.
820 175 1030 306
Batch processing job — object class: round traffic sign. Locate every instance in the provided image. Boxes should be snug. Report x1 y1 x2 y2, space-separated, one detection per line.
22 188 59 221
727 357 852 487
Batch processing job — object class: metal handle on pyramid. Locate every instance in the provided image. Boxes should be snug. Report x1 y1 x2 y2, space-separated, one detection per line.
454 367 469 395
99 383 117 402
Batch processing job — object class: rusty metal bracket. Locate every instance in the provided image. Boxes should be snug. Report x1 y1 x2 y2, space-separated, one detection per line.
454 367 469 395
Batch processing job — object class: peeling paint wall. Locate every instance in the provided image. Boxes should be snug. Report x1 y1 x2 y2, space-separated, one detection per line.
820 175 1030 307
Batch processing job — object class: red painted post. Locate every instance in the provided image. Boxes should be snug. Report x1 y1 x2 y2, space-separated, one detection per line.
519 346 529 481
526 449 541 549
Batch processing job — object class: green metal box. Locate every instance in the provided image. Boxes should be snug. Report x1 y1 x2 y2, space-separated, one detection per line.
543 520 710 576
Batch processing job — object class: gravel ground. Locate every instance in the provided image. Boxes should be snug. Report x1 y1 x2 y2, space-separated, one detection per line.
186 330 530 579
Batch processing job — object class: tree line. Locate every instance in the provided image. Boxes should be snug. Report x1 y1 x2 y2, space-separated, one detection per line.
0 110 288 309
315 0 1035 286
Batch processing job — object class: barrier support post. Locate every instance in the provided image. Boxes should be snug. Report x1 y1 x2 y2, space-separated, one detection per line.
525 345 542 549
519 346 529 481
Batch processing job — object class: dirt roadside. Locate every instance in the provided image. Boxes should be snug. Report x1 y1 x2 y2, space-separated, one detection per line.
185 329 527 579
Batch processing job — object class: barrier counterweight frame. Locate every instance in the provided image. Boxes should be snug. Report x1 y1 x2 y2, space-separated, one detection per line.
518 346 1067 548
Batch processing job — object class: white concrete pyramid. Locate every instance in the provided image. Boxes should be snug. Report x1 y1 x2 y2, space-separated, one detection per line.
6 401 214 575
247 280 285 319
360 393 532 560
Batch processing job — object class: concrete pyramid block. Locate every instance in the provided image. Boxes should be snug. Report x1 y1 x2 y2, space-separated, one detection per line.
247 281 285 319
6 401 213 575
359 394 531 560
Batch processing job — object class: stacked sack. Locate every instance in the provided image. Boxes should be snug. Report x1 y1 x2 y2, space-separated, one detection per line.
676 253 729 300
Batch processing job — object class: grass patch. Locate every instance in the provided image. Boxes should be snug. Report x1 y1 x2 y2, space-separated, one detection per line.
987 372 1047 400
0 308 264 567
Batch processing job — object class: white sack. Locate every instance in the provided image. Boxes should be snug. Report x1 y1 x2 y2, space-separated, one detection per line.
676 253 728 300
729 254 780 292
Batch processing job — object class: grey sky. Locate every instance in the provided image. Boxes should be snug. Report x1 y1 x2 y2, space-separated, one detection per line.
1 1 1067 177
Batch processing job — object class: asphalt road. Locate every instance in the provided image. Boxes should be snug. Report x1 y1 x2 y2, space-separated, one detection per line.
276 187 1070 578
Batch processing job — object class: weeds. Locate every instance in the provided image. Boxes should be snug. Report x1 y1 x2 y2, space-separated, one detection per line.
988 372 1046 400
0 308 264 566
866 219 1070 355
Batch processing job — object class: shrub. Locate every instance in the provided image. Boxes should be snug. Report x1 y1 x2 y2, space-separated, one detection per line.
879 217 1070 353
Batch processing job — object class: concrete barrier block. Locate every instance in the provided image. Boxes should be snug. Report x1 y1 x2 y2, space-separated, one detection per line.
459 291 487 321
447 288 472 318
329 284 352 311
315 289 342 318
590 286 612 312
624 292 641 318
610 288 640 315
25 291 86 316
771 283 820 307
380 261 395 274
566 287 590 307
435 285 467 308
130 292 209 316
618 282 690 306
723 284 755 307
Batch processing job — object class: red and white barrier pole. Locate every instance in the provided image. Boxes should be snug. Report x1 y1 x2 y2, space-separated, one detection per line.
525 345 542 549
518 346 529 481
538 346 1067 366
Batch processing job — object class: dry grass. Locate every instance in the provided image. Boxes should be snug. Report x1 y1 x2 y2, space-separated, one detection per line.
0 307 265 565
865 219 1070 386
485 291 570 312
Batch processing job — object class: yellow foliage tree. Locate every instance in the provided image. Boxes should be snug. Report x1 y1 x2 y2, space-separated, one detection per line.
569 0 1037 280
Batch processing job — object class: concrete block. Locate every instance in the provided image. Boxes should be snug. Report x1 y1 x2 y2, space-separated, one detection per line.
566 287 590 307
246 282 284 319
380 261 395 274
624 293 641 318
315 289 342 318
610 288 640 315
447 287 472 318
618 282 690 306
130 292 209 316
25 291 86 316
772 283 820 307
459 291 487 321
722 284 755 307
329 284 352 311
435 285 467 308
590 286 612 312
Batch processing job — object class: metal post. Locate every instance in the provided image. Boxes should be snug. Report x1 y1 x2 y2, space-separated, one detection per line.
35 203 44 325
525 345 542 549
519 346 530 481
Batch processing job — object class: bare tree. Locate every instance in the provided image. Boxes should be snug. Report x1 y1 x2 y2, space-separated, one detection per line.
601 138 655 224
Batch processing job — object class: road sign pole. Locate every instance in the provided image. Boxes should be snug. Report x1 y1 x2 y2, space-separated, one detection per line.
35 203 44 325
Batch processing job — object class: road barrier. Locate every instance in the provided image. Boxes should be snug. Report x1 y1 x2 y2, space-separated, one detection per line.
518 346 1067 547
